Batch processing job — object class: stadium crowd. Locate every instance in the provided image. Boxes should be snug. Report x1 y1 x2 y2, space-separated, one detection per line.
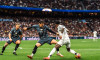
0 16 100 37
0 0 100 10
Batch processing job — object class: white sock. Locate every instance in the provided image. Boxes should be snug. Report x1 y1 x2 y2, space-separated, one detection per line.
13 50 16 52
70 49 76 54
57 51 59 54
31 53 34 57
48 47 56 58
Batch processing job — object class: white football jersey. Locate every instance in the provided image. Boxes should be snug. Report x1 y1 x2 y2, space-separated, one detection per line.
57 25 69 40
93 31 97 37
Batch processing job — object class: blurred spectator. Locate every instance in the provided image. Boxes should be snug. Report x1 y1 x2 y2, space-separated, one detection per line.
0 16 100 37
0 0 100 10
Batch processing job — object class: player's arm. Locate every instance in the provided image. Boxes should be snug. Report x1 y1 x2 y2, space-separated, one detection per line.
58 30 62 39
46 25 56 34
23 26 32 31
19 30 23 41
9 33 12 40
19 35 22 41
23 25 36 31
9 28 13 41
66 28 69 32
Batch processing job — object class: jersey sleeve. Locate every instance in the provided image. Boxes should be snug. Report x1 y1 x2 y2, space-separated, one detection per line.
46 25 56 34
19 29 22 35
27 25 37 30
9 28 14 34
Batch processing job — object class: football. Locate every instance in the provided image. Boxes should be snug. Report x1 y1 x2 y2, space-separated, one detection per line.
75 53 81 59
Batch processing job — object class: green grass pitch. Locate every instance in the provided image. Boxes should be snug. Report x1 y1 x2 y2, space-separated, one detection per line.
0 39 100 60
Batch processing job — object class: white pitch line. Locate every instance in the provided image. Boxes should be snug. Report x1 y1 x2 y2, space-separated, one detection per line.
81 41 87 42
19 47 23 49
0 46 100 50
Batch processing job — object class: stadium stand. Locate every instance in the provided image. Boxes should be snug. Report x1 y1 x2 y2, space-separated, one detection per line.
0 0 100 10
0 16 100 37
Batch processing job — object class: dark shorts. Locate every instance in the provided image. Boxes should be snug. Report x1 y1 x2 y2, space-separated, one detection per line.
38 37 53 45
7 37 20 44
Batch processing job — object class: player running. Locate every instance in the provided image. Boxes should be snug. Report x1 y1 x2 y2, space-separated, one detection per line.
0 23 22 55
93 31 97 41
23 21 63 59
44 21 80 60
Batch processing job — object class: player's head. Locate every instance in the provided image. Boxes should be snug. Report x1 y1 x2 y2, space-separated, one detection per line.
39 21 44 27
55 21 60 26
15 23 20 29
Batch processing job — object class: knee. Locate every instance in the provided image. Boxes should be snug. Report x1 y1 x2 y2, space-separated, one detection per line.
10 39 12 42
4 43 8 47
55 46 58 49
55 44 61 49
67 48 70 52
36 43 41 47
51 39 57 44
16 40 21 44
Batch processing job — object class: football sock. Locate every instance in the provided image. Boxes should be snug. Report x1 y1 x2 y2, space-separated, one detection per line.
14 44 19 52
2 46 6 53
56 48 59 53
48 47 56 58
75 53 77 55
32 45 38 57
70 49 76 55
31 53 34 57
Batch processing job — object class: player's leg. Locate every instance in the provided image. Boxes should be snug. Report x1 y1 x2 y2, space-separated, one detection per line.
0 40 12 55
93 37 95 41
67 48 77 55
66 42 80 58
95 37 97 41
31 43 41 56
27 43 41 59
50 39 60 54
43 40 63 60
13 40 21 55
50 39 63 57
43 44 62 60
66 42 77 54
93 37 97 41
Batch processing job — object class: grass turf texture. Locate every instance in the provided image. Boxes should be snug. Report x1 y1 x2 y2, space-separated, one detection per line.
0 39 100 60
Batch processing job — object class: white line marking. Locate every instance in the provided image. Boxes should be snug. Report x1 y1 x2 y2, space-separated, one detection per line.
81 41 87 42
0 47 100 50
19 47 23 49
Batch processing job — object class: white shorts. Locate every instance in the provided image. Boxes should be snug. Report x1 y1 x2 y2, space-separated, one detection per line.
57 39 70 48
94 36 97 37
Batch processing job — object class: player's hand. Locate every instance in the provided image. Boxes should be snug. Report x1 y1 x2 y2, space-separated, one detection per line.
23 27 27 31
59 36 62 39
9 39 12 42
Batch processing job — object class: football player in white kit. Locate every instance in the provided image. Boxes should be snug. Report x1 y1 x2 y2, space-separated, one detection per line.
43 21 80 60
93 31 97 41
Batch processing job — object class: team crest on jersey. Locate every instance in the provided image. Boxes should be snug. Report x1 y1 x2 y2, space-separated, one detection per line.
15 32 17 34
40 29 43 31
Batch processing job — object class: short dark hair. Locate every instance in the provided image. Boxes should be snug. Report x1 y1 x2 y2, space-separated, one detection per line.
39 20 44 24
15 23 20 25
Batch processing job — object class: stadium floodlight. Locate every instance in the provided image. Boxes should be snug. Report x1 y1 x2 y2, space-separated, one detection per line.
42 8 52 12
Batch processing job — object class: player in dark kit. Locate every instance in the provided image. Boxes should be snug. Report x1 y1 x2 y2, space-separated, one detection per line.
23 21 63 59
0 23 22 55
